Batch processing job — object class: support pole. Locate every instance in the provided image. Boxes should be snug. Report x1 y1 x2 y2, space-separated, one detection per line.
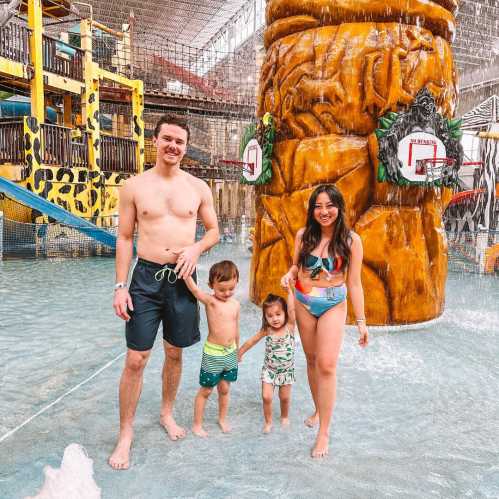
81 19 102 220
63 95 72 128
28 0 44 122
23 116 42 194
132 80 144 173
0 210 3 260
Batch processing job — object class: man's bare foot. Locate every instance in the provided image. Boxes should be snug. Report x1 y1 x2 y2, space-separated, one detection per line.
263 422 272 434
192 425 208 438
304 413 319 428
218 419 231 433
160 415 186 441
311 434 329 458
281 417 290 427
108 432 133 470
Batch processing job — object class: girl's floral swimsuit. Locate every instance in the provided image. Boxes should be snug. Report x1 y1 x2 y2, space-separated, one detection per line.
261 327 295 386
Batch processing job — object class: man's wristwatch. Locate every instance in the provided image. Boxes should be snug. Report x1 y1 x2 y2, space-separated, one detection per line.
114 282 127 291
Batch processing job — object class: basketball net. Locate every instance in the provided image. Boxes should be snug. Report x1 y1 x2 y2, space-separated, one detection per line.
218 159 255 176
415 157 455 183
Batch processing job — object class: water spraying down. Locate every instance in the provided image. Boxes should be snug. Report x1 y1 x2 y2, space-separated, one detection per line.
251 0 463 326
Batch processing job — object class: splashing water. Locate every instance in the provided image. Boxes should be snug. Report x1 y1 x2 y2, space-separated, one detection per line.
25 444 101 499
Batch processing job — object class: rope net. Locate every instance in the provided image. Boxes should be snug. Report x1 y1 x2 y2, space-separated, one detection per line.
0 194 117 258
0 193 255 259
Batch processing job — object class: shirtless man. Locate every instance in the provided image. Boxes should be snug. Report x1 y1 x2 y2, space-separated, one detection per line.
109 114 219 470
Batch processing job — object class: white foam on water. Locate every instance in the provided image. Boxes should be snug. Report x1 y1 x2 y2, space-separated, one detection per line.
25 444 101 499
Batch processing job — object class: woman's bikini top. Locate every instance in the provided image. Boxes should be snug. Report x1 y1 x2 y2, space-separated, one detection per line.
304 254 343 278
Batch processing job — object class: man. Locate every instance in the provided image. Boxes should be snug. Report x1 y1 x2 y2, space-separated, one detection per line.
109 114 219 470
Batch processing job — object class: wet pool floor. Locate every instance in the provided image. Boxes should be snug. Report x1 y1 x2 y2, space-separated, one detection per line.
1 245 499 498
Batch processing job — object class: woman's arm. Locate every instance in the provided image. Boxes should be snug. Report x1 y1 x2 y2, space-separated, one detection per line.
281 228 304 288
287 287 297 331
346 232 369 347
238 329 267 361
184 276 211 306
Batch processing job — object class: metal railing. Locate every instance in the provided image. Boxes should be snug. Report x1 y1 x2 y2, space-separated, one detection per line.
0 121 24 164
0 121 136 172
101 135 138 173
70 131 90 168
181 163 241 181
42 123 71 166
42 35 84 81
41 124 89 168
0 23 30 65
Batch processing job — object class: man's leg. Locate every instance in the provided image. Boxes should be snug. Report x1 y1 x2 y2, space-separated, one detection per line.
109 348 151 470
160 340 186 440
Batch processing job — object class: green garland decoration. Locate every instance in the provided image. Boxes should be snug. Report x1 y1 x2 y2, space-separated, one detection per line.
239 113 275 185
374 111 398 184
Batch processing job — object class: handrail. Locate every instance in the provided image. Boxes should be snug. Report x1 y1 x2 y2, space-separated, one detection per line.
41 124 89 168
101 135 138 173
1 121 136 173
0 23 31 65
42 34 84 82
0 121 24 164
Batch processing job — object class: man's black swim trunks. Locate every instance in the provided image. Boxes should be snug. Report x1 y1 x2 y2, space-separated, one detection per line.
125 258 200 351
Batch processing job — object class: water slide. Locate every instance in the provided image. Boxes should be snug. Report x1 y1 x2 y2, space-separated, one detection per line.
0 177 117 248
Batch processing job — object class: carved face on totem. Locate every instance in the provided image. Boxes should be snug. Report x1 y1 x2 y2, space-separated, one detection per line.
413 89 437 129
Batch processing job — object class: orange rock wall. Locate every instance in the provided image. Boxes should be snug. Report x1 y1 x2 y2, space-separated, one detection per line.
251 1 459 325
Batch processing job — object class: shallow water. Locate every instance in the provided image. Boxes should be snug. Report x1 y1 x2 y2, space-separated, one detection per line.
0 244 498 498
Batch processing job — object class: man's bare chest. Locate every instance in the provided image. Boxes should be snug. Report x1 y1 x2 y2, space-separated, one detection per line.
135 187 200 222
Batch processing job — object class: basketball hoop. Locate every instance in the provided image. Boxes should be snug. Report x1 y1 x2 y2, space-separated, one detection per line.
462 161 483 168
415 157 455 183
218 159 255 176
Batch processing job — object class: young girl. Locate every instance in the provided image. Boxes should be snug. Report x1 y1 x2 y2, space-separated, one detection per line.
238 290 296 433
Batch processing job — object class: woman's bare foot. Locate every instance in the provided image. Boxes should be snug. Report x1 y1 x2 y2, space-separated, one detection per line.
160 415 186 441
280 417 290 428
108 431 133 470
304 412 319 428
263 422 273 434
311 434 329 458
218 419 231 433
192 425 208 437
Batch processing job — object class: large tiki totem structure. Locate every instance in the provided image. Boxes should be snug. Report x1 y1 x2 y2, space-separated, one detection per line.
251 0 460 325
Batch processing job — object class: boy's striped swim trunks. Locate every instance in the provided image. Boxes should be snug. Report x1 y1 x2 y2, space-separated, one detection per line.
199 341 238 387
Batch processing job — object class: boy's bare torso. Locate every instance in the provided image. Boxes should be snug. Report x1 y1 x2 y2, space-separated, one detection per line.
205 298 239 347
129 169 204 264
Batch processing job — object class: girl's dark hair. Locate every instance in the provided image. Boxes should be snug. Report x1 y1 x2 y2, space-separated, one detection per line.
261 293 288 330
298 184 352 272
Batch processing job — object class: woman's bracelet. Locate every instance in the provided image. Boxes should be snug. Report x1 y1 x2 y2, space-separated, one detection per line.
356 318 366 324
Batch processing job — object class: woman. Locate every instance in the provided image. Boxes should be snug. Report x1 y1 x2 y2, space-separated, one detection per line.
281 184 369 458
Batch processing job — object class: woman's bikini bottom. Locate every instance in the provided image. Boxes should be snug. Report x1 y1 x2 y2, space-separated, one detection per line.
294 280 347 318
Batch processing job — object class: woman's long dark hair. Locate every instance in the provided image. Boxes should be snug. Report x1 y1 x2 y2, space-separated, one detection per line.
298 184 352 272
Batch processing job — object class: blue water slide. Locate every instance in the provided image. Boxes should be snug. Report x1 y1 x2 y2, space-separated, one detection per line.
0 177 117 248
